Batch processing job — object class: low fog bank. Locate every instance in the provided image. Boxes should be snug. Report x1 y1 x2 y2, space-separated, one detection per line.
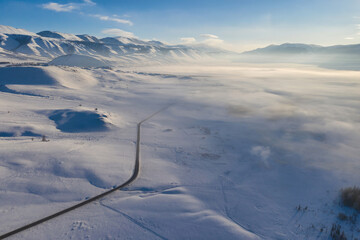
235 53 360 71
125 63 360 238
235 43 360 71
135 63 360 180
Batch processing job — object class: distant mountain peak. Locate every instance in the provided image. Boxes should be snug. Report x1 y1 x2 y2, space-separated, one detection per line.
37 31 82 41
242 43 324 55
0 25 37 36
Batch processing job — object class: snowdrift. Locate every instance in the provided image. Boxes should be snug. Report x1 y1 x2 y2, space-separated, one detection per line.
45 109 112 133
49 54 110 68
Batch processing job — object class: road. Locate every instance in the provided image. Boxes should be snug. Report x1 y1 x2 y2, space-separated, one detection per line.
0 105 171 239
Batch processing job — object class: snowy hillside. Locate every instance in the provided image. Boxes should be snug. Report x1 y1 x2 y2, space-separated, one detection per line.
0 25 38 36
37 31 83 41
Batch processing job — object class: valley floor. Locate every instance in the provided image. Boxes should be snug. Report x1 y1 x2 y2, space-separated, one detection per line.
0 62 359 239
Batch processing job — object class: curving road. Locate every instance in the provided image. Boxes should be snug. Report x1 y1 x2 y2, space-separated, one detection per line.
0 105 171 239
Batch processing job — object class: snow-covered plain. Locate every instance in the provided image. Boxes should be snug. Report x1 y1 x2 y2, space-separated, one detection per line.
0 54 360 240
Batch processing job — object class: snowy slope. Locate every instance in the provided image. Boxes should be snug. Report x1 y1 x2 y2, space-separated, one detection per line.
76 34 100 43
0 66 97 88
0 25 38 36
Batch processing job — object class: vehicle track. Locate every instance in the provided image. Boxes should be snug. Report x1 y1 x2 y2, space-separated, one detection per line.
0 105 172 239
100 201 168 240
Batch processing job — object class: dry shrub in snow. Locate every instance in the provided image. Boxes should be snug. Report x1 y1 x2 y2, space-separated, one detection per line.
330 224 347 240
341 186 360 211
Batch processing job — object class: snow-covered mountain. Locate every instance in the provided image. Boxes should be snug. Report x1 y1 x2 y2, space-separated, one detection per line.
242 43 323 55
2 24 359 69
37 30 84 41
0 25 225 60
242 42 360 55
240 42 360 70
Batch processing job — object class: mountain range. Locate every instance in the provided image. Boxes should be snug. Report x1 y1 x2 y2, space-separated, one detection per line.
241 43 360 70
242 42 360 55
0 25 226 61
0 25 359 69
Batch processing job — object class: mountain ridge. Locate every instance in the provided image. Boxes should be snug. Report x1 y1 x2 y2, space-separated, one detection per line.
0 25 230 61
1 24 359 67
242 42 360 55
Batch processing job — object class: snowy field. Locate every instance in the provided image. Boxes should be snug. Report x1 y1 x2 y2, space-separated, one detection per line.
0 61 360 239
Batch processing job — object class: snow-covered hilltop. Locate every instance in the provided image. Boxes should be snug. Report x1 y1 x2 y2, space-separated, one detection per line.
0 25 38 36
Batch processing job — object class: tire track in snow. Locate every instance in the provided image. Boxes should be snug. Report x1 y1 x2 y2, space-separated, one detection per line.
100 201 168 240
219 176 262 238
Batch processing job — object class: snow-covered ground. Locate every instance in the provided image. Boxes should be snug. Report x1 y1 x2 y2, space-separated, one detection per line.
0 59 359 239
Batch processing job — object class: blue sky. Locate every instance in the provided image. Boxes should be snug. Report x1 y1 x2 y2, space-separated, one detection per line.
1 0 360 51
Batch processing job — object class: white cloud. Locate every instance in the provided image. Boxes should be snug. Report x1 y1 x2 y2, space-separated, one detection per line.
102 28 136 38
83 0 95 5
41 1 133 26
179 34 228 49
203 38 224 47
200 34 219 39
91 14 133 26
345 37 354 40
180 37 196 44
41 2 77 12
198 33 226 47
41 0 95 12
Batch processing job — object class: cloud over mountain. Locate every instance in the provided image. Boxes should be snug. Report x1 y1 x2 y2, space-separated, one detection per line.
101 28 136 38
